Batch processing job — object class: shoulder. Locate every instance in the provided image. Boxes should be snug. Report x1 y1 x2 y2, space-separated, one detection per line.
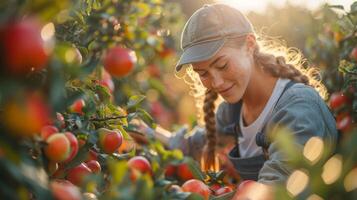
268 82 338 142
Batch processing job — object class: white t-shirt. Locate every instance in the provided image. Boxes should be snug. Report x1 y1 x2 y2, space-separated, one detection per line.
238 78 290 158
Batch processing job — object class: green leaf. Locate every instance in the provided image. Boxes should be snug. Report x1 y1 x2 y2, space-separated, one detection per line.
127 95 146 109
117 125 130 140
108 160 128 184
187 193 205 200
268 126 301 163
137 108 156 129
155 179 172 187
133 2 151 18
215 170 226 181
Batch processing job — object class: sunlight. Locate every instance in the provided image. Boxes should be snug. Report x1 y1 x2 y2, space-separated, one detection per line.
215 0 356 13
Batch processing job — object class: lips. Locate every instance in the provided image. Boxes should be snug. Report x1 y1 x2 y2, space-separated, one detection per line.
218 84 234 94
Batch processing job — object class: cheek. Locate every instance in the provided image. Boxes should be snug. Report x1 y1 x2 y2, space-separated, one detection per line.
231 59 252 82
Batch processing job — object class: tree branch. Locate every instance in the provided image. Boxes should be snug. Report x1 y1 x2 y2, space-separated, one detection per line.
90 115 127 122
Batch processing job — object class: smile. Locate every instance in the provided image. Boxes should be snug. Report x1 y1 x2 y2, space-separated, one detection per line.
218 84 234 95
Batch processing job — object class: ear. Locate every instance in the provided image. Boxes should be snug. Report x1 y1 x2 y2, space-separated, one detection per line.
245 34 257 55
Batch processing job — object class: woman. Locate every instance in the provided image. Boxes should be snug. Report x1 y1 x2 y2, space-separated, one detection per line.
173 3 337 187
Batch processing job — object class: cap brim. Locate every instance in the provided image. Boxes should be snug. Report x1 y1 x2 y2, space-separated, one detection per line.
175 39 225 71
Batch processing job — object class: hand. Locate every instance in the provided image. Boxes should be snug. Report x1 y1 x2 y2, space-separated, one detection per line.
127 119 172 146
126 119 150 145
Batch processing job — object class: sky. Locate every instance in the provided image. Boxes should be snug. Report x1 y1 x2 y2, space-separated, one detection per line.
216 0 356 13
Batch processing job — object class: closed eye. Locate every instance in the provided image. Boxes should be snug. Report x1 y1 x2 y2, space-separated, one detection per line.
217 63 228 70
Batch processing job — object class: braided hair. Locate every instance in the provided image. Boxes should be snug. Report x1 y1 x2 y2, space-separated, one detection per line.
202 89 218 170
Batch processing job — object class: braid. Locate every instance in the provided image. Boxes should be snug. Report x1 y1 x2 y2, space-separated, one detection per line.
202 89 218 171
254 46 310 85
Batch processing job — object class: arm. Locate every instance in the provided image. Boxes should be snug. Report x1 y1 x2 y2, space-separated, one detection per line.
128 102 239 159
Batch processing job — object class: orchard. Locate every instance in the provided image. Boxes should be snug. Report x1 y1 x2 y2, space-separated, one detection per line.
0 1 356 200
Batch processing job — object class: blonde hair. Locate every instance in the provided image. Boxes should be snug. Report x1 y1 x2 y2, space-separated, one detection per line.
175 34 328 170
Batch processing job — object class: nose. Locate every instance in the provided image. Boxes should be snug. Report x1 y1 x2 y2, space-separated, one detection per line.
211 73 224 89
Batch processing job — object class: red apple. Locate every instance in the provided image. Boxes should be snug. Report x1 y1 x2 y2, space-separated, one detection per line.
164 164 177 178
177 163 194 181
63 132 79 163
128 156 152 181
329 92 349 110
85 150 98 162
2 94 50 137
69 99 85 115
56 112 65 128
336 113 353 132
44 133 71 162
128 156 152 173
181 179 210 200
100 69 115 92
66 163 92 186
50 180 81 200
118 139 135 154
210 184 221 194
2 18 49 74
41 125 59 140
85 160 101 173
98 128 123 154
103 47 137 77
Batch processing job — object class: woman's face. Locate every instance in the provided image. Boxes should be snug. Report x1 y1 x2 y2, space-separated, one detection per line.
192 44 255 103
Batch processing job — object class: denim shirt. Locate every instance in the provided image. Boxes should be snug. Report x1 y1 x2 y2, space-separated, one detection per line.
169 82 338 184
216 83 338 184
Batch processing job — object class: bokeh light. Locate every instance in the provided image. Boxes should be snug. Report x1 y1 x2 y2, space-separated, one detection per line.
307 194 324 200
344 168 357 192
303 137 324 165
321 154 343 185
41 22 55 41
286 169 309 197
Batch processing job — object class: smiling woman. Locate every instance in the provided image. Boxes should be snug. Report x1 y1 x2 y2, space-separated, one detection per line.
173 3 338 197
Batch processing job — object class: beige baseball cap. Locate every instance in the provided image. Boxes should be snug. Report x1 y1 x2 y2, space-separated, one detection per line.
175 4 254 71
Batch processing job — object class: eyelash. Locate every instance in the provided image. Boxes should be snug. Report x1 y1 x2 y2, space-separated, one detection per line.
198 63 227 77
218 63 228 70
